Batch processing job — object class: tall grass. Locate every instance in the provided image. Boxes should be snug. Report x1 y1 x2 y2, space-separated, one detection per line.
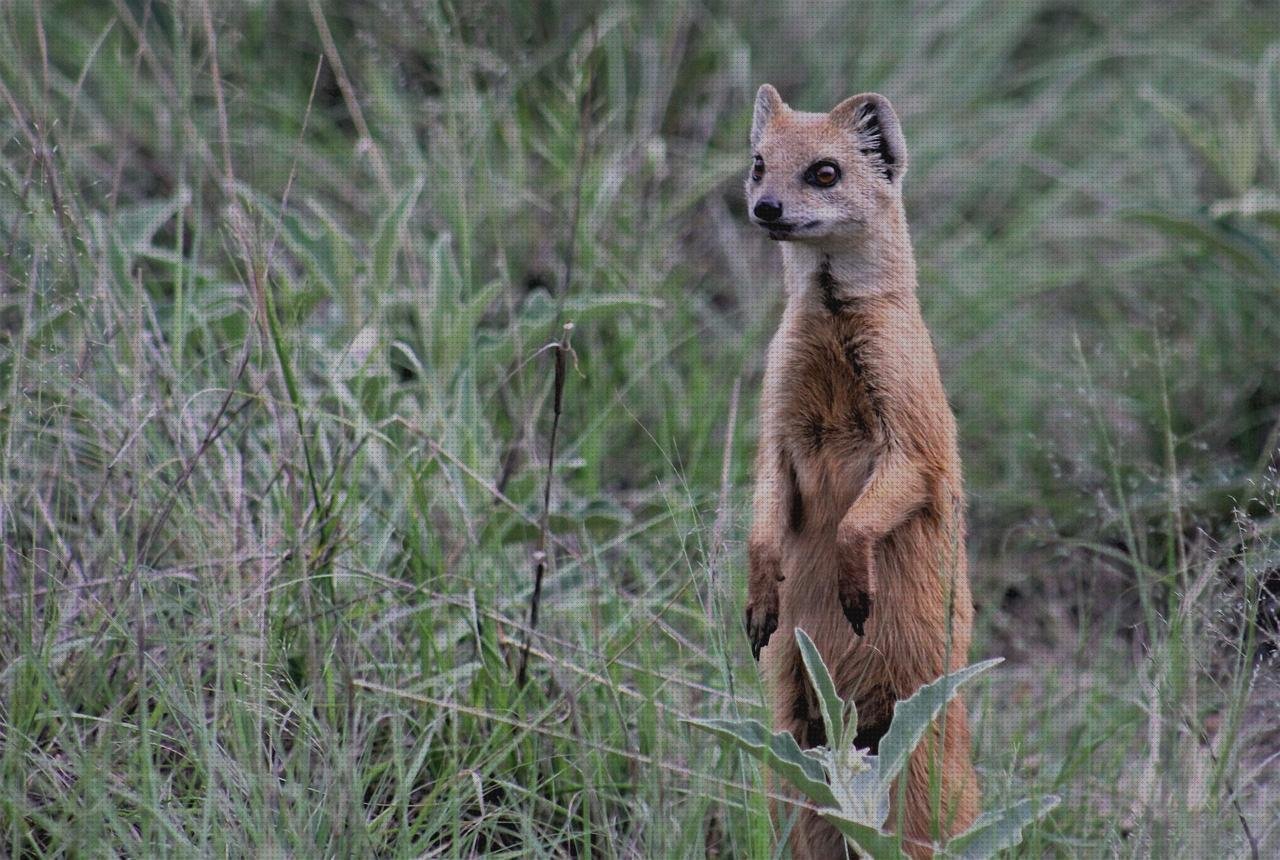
1 1 1278 855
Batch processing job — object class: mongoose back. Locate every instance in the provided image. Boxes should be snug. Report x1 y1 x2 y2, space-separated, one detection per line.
743 84 978 858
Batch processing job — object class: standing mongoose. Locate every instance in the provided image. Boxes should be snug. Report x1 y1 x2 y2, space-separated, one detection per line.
743 84 978 858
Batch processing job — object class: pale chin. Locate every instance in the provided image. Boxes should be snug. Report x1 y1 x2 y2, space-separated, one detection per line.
754 220 825 239
763 223 832 242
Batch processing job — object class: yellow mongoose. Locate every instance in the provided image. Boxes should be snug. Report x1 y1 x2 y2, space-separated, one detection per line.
743 84 978 858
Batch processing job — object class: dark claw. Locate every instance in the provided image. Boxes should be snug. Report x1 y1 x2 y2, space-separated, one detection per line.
841 589 872 637
745 605 779 660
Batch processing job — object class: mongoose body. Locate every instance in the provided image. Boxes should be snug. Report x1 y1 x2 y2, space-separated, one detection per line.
743 85 978 858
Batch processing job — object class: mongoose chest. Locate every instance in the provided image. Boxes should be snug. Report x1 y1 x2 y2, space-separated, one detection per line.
775 308 887 465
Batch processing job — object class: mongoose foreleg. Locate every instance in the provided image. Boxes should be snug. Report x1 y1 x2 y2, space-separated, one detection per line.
836 451 928 635
745 540 782 659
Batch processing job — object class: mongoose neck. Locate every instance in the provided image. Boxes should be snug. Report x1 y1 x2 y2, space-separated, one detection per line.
779 210 917 305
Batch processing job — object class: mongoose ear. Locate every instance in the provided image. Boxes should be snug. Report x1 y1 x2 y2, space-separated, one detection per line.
830 92 908 184
751 84 784 148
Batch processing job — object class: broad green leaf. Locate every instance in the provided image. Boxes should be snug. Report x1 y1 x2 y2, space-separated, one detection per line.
436 280 502 376
373 176 425 291
419 231 457 325
943 795 1060 858
876 659 1002 787
683 718 837 807
823 813 907 859
113 188 191 255
562 293 663 322
335 325 380 379
311 202 358 294
390 340 426 380
1210 187 1280 220
133 244 211 278
519 290 557 326
274 206 334 287
795 628 849 752
104 189 193 292
273 199 357 293
1219 114 1261 193
1124 210 1271 272
668 150 755 216
1145 88 1258 194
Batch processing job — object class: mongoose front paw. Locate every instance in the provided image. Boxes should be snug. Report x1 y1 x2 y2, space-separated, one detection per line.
746 541 784 660
837 532 875 637
744 599 779 661
840 588 872 637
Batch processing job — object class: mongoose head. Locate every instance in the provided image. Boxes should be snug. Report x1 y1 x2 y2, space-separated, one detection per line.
745 84 908 243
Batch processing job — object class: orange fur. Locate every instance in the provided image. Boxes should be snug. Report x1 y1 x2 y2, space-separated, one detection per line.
744 85 978 858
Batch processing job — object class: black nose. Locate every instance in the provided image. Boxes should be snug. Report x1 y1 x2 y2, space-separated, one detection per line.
753 198 783 222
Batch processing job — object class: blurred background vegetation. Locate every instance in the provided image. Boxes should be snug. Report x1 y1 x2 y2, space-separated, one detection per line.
1 0 1279 855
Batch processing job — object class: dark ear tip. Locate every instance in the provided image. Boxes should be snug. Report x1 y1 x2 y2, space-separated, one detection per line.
847 92 895 119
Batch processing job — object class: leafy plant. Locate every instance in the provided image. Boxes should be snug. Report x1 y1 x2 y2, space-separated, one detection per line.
686 630 1059 858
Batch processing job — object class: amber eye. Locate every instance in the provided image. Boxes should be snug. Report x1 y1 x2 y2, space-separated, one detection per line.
805 160 841 188
751 155 765 182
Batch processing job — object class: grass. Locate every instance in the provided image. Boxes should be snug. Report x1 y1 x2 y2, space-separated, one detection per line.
1 0 1279 855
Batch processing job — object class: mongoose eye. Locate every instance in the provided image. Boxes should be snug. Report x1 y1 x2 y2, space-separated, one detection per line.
751 155 765 182
805 161 841 188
